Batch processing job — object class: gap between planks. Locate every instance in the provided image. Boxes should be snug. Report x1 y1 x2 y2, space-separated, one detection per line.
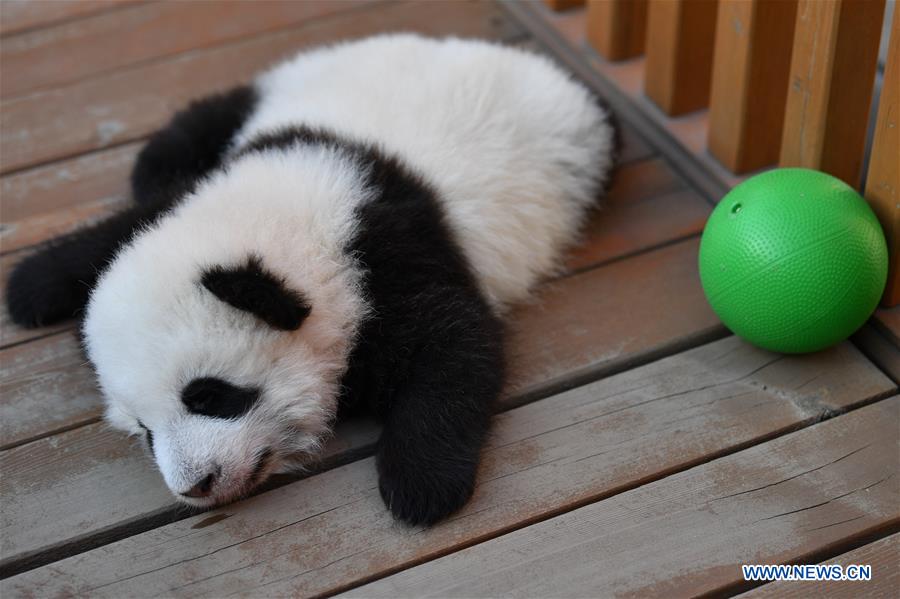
0 0 525 175
2 339 894 593
0 0 383 99
341 397 899 598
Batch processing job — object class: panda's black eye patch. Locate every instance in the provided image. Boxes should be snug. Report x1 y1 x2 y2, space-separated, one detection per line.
201 255 311 331
182 377 261 419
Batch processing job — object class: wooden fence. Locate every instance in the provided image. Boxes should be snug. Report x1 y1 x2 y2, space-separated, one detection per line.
546 0 898 307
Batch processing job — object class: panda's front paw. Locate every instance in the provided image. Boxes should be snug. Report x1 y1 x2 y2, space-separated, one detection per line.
376 437 478 526
6 248 89 328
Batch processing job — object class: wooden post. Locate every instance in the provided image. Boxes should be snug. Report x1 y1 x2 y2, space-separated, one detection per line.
866 7 899 307
779 0 885 188
586 0 648 61
543 0 586 11
707 0 798 173
644 0 719 116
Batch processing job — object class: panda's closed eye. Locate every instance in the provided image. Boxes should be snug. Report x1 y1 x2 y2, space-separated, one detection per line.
137 420 154 451
182 377 261 419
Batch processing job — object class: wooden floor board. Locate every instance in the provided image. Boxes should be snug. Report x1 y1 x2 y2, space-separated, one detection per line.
344 398 900 598
3 340 893 594
0 142 139 255
1 236 724 568
0 0 374 99
0 0 147 37
738 533 899 598
3 1 892 594
0 0 523 174
0 332 101 450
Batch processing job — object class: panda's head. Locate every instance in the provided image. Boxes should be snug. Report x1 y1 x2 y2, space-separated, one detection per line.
82 147 369 507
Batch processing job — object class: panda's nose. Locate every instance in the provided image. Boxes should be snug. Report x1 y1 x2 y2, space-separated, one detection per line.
181 470 218 498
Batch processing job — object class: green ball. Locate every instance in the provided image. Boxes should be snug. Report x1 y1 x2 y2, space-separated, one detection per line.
699 168 887 353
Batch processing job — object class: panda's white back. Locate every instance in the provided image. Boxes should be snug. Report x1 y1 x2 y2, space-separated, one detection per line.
234 34 615 309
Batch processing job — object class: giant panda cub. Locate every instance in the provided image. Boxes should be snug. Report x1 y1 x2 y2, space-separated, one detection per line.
7 34 616 525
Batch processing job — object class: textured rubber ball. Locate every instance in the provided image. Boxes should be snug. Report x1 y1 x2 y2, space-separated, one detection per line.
699 168 888 353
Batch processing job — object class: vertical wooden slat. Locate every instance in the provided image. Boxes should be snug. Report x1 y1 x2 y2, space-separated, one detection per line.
866 6 900 307
707 0 798 173
543 0 585 11
586 0 648 61
644 0 719 116
779 0 886 187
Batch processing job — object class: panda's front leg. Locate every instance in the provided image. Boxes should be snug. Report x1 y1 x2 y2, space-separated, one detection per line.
6 203 166 327
374 285 505 526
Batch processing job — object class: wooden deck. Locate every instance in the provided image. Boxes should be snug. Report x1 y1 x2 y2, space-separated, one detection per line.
1 1 898 597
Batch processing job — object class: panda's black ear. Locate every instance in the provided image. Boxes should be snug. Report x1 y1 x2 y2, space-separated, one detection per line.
201 256 311 331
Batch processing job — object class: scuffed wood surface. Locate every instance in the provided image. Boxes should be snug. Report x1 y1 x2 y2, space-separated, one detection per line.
0 0 374 98
566 158 709 271
0 0 523 174
0 142 139 255
739 533 900 598
505 237 720 401
0 332 101 449
347 398 900 598
0 417 381 573
4 339 894 594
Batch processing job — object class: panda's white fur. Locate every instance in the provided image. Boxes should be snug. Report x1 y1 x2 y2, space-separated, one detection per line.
235 35 614 308
85 147 374 501
13 34 614 520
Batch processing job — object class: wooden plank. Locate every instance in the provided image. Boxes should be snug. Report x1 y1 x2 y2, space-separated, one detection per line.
779 0 885 187
0 0 524 174
0 0 375 99
644 0 718 116
347 398 900 598
542 0 585 12
708 0 798 173
504 237 722 402
866 6 900 307
0 143 138 255
0 332 101 450
586 0 647 61
0 238 725 569
4 342 893 594
739 533 900 598
566 159 709 271
0 0 145 36
0 416 381 575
